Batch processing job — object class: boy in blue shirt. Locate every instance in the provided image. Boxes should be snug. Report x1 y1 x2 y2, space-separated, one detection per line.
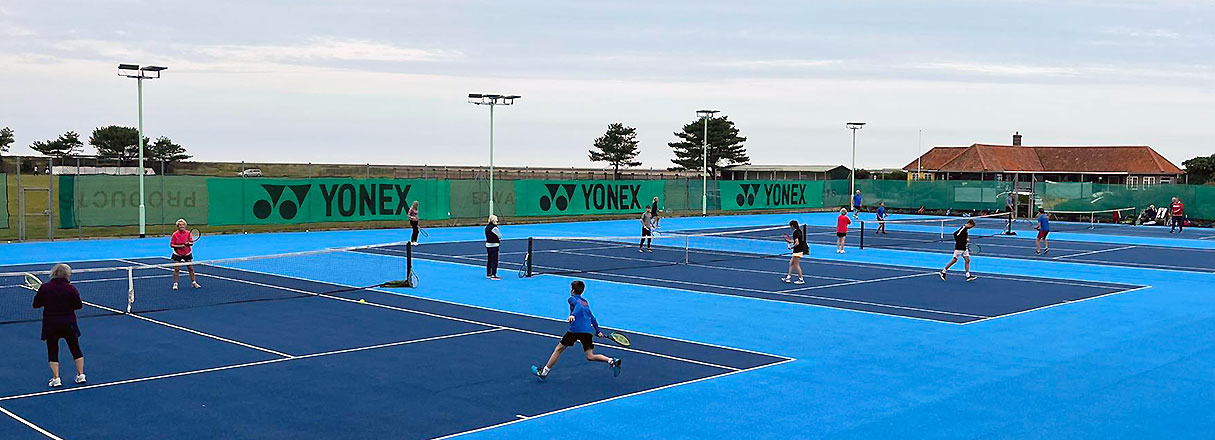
1034 208 1051 255
533 281 622 380
875 202 887 234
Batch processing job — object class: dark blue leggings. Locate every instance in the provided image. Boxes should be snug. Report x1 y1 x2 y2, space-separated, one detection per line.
486 247 499 276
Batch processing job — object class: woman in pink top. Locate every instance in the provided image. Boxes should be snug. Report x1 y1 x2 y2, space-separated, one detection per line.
170 219 200 290
835 208 851 254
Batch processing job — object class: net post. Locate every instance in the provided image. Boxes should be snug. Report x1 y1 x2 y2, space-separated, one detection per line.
859 221 866 249
125 266 134 314
526 237 534 277
406 242 414 286
1003 211 1016 235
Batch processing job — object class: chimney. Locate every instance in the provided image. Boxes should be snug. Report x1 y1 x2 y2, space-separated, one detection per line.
1012 131 1022 146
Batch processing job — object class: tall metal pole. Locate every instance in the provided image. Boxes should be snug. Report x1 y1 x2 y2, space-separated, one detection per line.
917 129 922 180
137 77 146 238
702 115 708 215
489 103 495 216
850 128 856 205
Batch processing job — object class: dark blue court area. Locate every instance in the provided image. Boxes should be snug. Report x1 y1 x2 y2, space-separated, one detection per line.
372 239 1140 324
0 258 787 440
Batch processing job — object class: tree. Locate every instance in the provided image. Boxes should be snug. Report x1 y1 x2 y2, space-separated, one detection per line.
29 131 84 158
90 125 147 161
0 127 12 168
589 123 642 179
148 136 191 165
1182 155 1215 185
668 116 749 176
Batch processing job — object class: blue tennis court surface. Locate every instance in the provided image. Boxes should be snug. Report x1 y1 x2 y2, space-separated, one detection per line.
2 211 1214 438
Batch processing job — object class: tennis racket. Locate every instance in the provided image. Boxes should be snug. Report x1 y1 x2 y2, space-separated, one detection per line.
782 234 794 249
22 273 43 291
607 332 631 347
419 228 429 238
967 243 982 255
189 228 202 243
518 254 531 278
408 271 419 288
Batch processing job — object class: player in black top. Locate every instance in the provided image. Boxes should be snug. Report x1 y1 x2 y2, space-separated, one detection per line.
939 219 977 281
782 220 808 284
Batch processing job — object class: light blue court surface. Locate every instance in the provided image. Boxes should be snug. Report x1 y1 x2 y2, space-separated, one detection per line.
1 212 1214 439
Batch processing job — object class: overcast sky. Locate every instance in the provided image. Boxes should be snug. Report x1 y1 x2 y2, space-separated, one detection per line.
1 1 1212 170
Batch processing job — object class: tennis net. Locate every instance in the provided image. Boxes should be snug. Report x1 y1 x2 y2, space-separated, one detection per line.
1042 207 1136 231
0 242 415 325
522 225 800 277
859 212 1013 250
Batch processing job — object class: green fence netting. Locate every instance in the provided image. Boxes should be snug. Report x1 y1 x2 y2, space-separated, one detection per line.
824 179 1012 212
662 180 721 213
0 173 8 228
206 178 449 226
59 175 209 228
719 180 824 211
514 180 667 217
1040 182 1215 219
448 180 516 219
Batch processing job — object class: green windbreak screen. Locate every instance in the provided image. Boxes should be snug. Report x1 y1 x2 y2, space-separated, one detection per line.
660 179 720 213
824 179 1011 211
448 180 516 219
206 178 448 226
1040 182 1213 219
719 180 824 211
514 180 666 217
60 175 209 228
0 173 8 228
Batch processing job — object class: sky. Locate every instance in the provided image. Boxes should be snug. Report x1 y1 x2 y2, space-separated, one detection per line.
0 0 1212 170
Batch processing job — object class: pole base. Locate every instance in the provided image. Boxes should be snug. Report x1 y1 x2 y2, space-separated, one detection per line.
139 234 146 238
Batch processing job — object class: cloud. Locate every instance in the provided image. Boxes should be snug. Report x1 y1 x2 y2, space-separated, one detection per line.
195 37 463 63
1103 27 1182 39
51 39 153 60
715 59 842 69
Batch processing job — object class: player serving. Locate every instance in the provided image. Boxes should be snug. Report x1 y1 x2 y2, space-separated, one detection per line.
782 220 808 284
532 280 623 381
170 219 201 290
939 219 977 282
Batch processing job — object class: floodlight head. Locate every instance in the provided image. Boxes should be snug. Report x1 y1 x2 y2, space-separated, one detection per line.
697 109 720 118
846 122 866 129
118 64 140 70
468 93 483 99
141 66 167 72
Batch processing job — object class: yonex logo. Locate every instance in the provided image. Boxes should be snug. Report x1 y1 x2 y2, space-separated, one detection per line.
735 184 762 207
733 183 808 208
254 184 312 219
540 184 577 211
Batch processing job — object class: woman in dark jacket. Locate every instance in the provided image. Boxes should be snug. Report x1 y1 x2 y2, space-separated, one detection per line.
32 263 86 387
485 215 502 280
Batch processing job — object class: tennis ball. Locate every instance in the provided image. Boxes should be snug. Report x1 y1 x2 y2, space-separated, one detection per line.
358 299 366 304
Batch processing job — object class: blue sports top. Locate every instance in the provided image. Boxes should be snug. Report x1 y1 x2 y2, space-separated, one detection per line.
567 295 602 335
876 206 886 220
1037 214 1051 232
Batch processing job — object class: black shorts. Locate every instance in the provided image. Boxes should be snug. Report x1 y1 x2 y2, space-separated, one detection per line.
171 253 194 262
560 332 594 349
641 228 652 237
836 232 847 238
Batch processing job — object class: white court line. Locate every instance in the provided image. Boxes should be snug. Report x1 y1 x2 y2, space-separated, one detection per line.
432 357 797 440
147 259 745 371
0 405 63 440
775 271 939 294
84 296 292 359
1050 245 1139 260
0 329 503 403
961 286 1152 326
546 248 857 283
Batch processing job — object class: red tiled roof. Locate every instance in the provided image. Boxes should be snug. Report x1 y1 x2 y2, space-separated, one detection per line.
903 144 1183 174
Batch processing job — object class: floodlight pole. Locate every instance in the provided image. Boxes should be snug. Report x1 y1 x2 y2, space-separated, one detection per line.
697 110 719 215
468 94 520 216
119 64 166 238
846 122 866 207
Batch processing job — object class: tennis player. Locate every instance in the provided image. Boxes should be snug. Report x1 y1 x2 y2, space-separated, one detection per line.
1034 208 1051 255
532 280 622 381
875 202 888 235
1170 197 1185 233
485 215 501 280
639 206 655 252
835 208 851 254
33 264 86 387
170 219 200 290
852 190 863 219
939 219 977 281
650 196 661 227
408 200 421 245
783 220 807 284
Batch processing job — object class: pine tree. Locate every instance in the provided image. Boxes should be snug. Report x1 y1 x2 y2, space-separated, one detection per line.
668 116 749 176
148 136 191 164
589 123 642 179
0 127 13 168
90 125 146 161
29 131 84 158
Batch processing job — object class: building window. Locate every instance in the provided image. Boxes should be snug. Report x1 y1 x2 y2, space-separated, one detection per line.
1160 177 1172 185
1128 176 1139 188
1144 176 1156 186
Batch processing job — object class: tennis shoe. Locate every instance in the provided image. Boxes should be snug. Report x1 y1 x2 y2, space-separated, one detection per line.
410 241 419 246
1043 248 1050 255
782 276 791 283
939 271 946 281
192 281 201 289
794 278 805 285
646 248 653 253
75 374 86 384
490 275 501 280
48 377 61 388
172 283 178 290
610 358 622 377
531 365 547 381
966 275 977 282
638 248 644 253
1034 250 1040 255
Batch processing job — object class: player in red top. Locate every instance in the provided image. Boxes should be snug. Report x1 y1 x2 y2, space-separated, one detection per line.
1169 197 1185 233
835 208 851 254
170 219 200 290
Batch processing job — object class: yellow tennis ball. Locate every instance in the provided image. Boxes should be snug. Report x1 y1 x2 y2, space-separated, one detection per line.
358 299 366 304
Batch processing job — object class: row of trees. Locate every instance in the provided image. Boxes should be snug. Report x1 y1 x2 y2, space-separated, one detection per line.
0 125 191 166
589 116 749 179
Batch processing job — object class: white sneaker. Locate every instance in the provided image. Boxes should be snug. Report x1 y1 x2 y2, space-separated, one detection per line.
48 377 61 387
75 374 86 384
794 278 805 285
782 276 791 283
192 281 201 289
410 242 418 246
839 249 846 254
172 283 178 290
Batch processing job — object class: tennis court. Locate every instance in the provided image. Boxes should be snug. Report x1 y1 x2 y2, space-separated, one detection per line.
0 252 788 439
